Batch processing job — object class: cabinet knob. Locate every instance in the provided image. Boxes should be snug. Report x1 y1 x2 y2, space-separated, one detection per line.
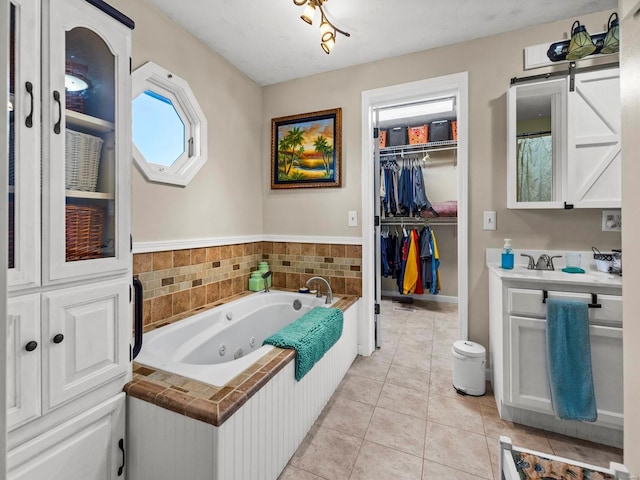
25 341 38 352
52 334 64 344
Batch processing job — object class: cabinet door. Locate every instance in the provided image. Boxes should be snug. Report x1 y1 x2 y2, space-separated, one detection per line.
42 0 131 284
8 0 40 290
42 280 129 411
7 294 41 430
508 315 623 426
508 315 552 413
566 68 621 208
8 393 125 480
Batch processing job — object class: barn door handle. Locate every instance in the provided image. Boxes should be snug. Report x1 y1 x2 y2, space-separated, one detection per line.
118 438 125 476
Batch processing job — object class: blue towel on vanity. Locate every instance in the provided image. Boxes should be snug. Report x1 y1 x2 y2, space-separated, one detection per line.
546 298 597 422
263 307 343 381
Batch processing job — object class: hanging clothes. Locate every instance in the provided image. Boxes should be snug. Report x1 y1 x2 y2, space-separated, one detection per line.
430 228 441 295
412 229 424 295
402 229 419 294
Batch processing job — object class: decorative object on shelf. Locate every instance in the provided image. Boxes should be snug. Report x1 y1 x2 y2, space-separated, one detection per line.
388 126 408 147
292 0 350 54
408 125 428 145
271 108 342 189
600 13 619 54
546 14 619 62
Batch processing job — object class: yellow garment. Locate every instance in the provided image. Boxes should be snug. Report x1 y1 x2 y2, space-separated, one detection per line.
432 229 441 291
403 232 419 294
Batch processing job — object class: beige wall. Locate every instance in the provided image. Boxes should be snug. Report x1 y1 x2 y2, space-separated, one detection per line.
262 9 621 348
620 0 639 470
110 0 263 243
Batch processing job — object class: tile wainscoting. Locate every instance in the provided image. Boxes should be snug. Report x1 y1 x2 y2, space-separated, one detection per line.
133 241 362 327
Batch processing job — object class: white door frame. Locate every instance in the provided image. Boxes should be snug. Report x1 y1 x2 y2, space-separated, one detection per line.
360 72 469 356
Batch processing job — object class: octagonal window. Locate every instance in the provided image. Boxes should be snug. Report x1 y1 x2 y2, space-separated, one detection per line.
133 90 185 167
131 62 207 186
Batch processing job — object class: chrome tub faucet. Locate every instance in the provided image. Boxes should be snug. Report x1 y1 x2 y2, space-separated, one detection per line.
305 276 333 304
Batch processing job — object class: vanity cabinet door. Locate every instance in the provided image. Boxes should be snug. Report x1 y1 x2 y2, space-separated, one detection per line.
508 315 552 413
508 315 623 426
566 68 621 209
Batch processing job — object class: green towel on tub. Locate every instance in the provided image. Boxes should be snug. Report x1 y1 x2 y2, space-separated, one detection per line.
263 307 344 381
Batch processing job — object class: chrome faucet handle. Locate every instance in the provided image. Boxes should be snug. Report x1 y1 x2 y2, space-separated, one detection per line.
549 255 562 271
520 254 535 270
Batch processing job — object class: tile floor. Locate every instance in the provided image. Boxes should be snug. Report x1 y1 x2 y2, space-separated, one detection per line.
278 298 623 480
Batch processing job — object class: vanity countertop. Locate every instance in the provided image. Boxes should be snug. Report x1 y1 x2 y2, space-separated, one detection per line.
486 248 622 289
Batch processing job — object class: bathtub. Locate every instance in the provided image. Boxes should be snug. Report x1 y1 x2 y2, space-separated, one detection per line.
127 292 360 480
136 291 335 387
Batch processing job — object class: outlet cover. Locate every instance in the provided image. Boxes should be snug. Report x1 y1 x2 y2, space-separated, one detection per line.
602 210 622 232
483 211 497 231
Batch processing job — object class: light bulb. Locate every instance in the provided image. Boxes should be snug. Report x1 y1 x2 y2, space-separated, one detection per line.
301 2 316 25
320 20 334 43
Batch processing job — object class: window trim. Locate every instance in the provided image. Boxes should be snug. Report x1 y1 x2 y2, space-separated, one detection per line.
131 62 207 187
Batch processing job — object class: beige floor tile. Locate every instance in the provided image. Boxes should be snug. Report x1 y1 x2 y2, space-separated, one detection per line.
365 407 426 457
405 315 435 329
480 404 552 453
427 393 484 435
431 336 457 358
278 465 326 480
392 345 432 371
370 346 396 364
318 396 375 438
429 354 452 373
290 425 362 480
335 373 384 406
349 440 423 480
423 421 493 479
386 363 430 392
377 382 429 419
422 459 488 480
545 432 623 468
429 369 472 401
347 355 391 381
396 335 433 350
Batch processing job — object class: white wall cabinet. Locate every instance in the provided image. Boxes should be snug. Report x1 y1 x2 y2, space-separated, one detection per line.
7 0 133 477
507 66 621 209
8 394 126 480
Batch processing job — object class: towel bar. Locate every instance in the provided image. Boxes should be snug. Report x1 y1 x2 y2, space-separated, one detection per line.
588 293 602 309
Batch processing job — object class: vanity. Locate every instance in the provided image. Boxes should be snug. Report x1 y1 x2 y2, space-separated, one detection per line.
487 249 623 448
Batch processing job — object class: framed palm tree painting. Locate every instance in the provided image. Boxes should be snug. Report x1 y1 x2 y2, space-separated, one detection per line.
271 108 342 189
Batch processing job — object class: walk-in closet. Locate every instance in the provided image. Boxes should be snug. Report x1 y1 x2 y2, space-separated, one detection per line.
371 89 462 348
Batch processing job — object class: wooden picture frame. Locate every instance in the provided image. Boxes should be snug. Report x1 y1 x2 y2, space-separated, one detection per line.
271 108 342 189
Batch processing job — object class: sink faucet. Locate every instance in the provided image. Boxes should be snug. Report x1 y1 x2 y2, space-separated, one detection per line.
521 253 562 271
305 276 333 304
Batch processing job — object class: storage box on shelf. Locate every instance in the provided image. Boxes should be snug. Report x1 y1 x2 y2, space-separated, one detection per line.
408 125 428 145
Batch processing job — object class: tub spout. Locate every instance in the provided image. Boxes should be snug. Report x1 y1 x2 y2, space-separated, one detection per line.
305 276 333 304
262 271 272 293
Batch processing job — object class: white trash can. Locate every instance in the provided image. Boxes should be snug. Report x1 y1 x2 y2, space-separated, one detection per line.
452 340 486 396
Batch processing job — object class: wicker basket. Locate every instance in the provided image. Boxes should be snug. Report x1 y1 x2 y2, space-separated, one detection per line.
66 204 105 261
65 59 88 113
65 129 103 192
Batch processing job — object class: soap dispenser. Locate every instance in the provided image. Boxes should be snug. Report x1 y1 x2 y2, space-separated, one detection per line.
501 238 514 269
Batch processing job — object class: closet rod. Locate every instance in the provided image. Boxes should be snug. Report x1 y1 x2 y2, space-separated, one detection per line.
381 217 457 226
380 146 458 158
516 130 552 138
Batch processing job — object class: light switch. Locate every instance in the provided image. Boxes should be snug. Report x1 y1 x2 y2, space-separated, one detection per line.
348 210 358 227
483 211 497 231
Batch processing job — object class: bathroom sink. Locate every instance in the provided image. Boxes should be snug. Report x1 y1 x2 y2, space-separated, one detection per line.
490 265 622 287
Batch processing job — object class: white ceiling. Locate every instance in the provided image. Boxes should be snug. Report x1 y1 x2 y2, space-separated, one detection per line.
146 0 616 86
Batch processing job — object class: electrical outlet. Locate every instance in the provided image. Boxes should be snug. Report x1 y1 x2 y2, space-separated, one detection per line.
602 210 622 232
483 211 497 231
348 210 358 227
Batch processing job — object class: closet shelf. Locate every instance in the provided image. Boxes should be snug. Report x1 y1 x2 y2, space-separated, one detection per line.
380 216 457 226
380 140 457 158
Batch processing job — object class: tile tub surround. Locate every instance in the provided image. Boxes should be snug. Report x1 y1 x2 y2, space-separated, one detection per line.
134 241 362 326
125 296 359 427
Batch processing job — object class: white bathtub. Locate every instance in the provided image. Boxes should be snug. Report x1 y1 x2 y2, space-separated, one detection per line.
128 294 360 480
136 290 336 387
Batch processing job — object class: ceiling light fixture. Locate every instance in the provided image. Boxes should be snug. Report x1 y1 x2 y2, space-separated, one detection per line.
293 0 350 54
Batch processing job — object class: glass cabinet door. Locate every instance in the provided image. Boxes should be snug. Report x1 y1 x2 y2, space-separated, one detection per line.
44 0 131 283
8 0 40 290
